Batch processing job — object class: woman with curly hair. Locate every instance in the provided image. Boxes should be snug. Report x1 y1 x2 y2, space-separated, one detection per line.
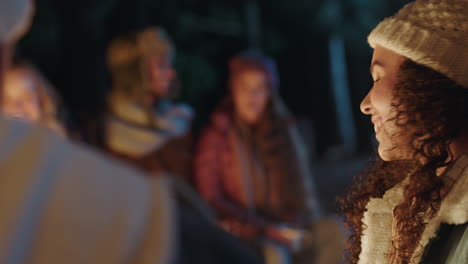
194 51 320 264
339 0 468 263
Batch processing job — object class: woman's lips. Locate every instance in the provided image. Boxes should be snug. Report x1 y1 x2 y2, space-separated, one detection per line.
371 116 381 125
372 117 382 134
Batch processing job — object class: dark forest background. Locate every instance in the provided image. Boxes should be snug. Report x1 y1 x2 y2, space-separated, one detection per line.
18 0 411 158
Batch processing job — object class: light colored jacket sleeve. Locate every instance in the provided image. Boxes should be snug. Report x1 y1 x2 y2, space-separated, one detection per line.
0 118 176 264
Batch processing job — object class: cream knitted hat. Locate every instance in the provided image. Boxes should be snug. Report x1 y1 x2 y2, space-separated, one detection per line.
368 0 468 88
107 27 174 68
0 0 34 43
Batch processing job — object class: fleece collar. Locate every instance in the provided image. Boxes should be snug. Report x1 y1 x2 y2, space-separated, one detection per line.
358 154 468 264
106 98 193 157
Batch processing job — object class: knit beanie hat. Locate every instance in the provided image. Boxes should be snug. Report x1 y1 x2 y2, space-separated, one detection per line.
368 0 468 88
107 27 174 70
107 27 175 100
229 50 280 91
0 0 34 43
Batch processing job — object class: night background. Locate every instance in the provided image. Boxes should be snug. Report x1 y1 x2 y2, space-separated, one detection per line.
17 0 411 213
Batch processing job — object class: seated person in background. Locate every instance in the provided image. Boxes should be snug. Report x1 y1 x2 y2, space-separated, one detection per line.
106 27 193 180
194 51 321 264
105 26 215 218
3 61 65 135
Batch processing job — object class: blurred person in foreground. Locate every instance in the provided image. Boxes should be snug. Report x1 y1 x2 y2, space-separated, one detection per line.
3 61 65 135
0 0 176 263
194 51 321 264
339 0 468 263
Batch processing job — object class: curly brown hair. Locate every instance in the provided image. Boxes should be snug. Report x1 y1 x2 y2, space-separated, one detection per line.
339 59 468 263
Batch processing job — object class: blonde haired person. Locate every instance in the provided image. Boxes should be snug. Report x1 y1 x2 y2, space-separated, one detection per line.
106 26 194 179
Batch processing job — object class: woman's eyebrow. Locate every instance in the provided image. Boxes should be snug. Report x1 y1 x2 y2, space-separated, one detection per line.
370 60 384 73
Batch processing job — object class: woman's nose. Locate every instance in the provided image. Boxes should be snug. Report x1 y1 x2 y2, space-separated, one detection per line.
360 93 372 115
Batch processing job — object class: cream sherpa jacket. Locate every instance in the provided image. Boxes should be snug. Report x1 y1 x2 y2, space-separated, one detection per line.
358 154 468 264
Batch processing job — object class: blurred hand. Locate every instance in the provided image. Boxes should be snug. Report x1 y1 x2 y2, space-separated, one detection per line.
165 104 193 137
166 104 193 120
220 219 261 240
264 225 306 252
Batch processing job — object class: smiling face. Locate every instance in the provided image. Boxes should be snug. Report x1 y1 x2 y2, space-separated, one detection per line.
2 68 40 122
360 45 412 161
232 69 270 125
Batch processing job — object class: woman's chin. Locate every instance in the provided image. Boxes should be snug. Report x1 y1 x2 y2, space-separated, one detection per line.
378 145 412 162
378 145 395 161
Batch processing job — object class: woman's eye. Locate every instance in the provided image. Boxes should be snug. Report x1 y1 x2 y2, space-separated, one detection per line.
373 77 381 83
